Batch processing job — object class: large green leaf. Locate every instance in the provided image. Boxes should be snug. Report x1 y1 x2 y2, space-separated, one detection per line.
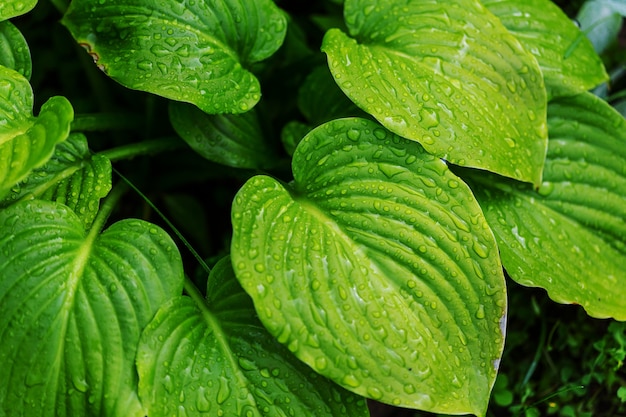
482 0 608 97
231 118 507 416
61 0 287 114
0 66 73 199
0 20 32 79
169 102 279 169
0 0 37 21
465 91 626 320
137 256 369 417
0 200 184 417
321 0 548 186
0 133 112 229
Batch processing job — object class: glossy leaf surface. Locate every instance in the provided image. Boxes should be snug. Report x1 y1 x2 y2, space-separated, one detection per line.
483 0 608 97
0 133 112 229
0 200 184 416
0 66 73 199
231 118 507 416
467 92 626 320
62 0 287 114
0 20 31 79
137 257 369 417
169 102 278 169
321 0 548 186
0 0 37 20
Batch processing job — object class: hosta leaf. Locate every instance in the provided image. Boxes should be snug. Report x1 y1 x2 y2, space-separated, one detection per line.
0 133 112 229
0 20 31 79
137 256 369 417
482 0 609 97
61 0 287 114
577 0 626 55
465 91 626 320
0 66 73 199
0 0 37 21
231 118 507 416
169 102 279 169
0 200 184 417
321 0 547 186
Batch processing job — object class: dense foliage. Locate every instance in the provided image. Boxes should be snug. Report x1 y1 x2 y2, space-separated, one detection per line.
0 0 625 416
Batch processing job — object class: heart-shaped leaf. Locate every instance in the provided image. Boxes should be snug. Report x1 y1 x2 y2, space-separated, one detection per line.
0 0 37 21
0 199 184 417
231 117 507 416
0 66 73 199
169 102 279 169
137 256 369 417
1 133 112 229
482 0 608 97
0 20 31 79
465 91 626 320
321 0 548 186
61 0 287 114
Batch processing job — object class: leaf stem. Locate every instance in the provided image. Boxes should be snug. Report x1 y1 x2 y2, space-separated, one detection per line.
89 181 128 234
72 113 143 132
48 0 70 15
96 137 184 162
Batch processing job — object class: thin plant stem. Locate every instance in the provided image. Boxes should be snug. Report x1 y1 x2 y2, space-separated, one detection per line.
89 181 128 234
72 113 143 132
96 137 184 162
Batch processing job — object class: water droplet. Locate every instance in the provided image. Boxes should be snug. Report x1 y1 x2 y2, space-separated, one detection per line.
367 387 383 399
342 374 360 388
537 182 554 196
475 304 486 319
346 128 361 141
196 387 211 411
216 377 231 404
472 241 489 258
137 60 153 71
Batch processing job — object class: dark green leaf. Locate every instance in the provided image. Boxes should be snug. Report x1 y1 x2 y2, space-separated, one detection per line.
231 117 506 416
321 0 548 186
0 20 31 79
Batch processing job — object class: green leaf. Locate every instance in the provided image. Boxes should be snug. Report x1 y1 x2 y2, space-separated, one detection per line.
0 20 32 79
321 0 548 186
0 0 37 21
482 0 609 97
231 118 507 416
465 91 626 320
0 133 112 229
0 199 184 417
0 66 73 199
169 102 279 169
61 0 287 114
137 256 369 417
576 0 625 55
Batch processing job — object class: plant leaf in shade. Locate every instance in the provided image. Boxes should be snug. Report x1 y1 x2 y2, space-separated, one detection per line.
482 0 609 97
321 0 548 186
61 0 287 114
0 20 32 79
464 91 626 320
0 199 184 416
169 102 279 169
0 133 112 229
136 256 369 417
0 66 73 199
231 117 507 416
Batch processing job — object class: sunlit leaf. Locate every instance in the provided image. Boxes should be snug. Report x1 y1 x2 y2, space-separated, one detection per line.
321 0 547 186
62 0 287 114
0 66 73 199
0 133 112 229
0 0 37 21
483 0 609 96
0 199 184 417
231 117 507 416
0 20 31 79
169 102 279 169
465 91 626 320
137 256 369 417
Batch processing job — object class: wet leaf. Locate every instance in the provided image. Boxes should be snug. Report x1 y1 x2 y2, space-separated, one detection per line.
61 0 287 114
231 118 507 416
465 91 626 320
137 256 369 417
0 66 73 199
0 200 184 417
169 102 279 169
0 20 31 79
321 0 548 186
483 0 609 97
0 133 112 230
0 0 37 21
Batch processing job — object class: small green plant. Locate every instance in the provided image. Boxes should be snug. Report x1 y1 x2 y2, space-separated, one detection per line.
0 0 625 416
